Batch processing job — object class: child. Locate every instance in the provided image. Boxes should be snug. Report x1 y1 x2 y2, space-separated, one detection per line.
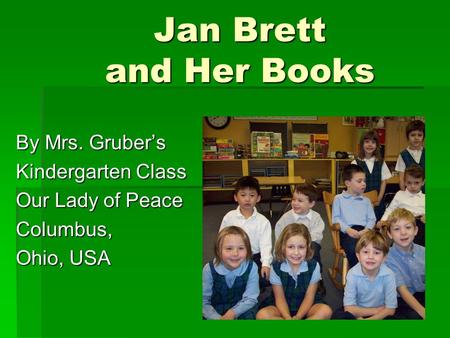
256 223 332 320
332 164 376 268
395 119 425 191
384 208 425 319
220 176 272 283
352 129 392 220
202 226 259 320
378 165 425 246
275 184 324 267
332 229 397 320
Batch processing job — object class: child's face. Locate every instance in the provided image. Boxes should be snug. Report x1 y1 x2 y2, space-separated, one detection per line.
405 174 424 194
345 172 366 195
356 242 385 275
388 218 418 250
408 130 424 149
291 192 315 215
234 188 260 212
284 235 308 269
221 234 248 270
363 139 377 157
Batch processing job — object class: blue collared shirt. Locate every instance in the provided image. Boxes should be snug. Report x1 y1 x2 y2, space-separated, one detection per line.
385 243 425 294
202 260 259 319
332 191 376 233
270 260 321 287
344 263 397 309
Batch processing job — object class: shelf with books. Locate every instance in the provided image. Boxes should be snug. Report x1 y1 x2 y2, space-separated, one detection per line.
335 159 352 194
203 158 343 201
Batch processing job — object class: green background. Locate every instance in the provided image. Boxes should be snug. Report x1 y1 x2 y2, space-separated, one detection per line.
2 1 448 337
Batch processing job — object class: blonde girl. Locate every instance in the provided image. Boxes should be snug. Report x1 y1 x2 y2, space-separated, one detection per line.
257 224 331 320
202 226 259 320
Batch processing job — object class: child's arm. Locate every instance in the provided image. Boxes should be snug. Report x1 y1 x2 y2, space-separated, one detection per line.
219 212 231 231
202 264 222 320
395 154 406 190
358 198 376 235
378 161 392 206
229 262 259 319
344 305 387 318
274 214 287 241
380 192 400 222
309 213 325 244
220 309 236 320
332 196 356 237
399 171 406 191
360 307 395 320
377 180 387 206
398 285 425 319
273 284 293 319
294 263 322 319
293 282 318 319
270 267 292 319
260 219 273 278
365 198 376 229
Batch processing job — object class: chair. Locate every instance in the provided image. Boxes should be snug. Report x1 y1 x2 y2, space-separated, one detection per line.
322 190 378 289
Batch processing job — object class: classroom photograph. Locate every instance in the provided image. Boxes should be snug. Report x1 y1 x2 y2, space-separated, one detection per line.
202 116 425 320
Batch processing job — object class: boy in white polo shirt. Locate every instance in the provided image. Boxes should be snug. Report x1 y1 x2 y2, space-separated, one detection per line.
220 176 273 284
395 119 425 191
275 184 324 268
378 165 425 246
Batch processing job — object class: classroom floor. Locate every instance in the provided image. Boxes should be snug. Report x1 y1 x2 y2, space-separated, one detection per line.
203 201 344 312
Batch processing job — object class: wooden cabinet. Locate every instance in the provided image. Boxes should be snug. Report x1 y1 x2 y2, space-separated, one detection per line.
384 120 409 159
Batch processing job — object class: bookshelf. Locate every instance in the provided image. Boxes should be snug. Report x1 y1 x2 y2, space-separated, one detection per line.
203 158 338 198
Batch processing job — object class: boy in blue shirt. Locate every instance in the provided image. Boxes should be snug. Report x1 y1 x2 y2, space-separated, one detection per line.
332 229 397 319
385 208 425 319
332 164 376 268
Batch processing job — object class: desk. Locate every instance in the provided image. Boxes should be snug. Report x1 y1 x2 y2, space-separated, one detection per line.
255 176 305 218
256 176 305 186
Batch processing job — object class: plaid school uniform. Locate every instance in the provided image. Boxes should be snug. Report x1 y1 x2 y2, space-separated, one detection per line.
209 261 257 319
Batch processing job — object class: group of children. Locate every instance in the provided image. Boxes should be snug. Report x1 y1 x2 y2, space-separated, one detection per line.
203 119 425 320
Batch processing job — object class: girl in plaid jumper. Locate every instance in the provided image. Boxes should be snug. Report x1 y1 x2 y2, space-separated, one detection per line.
352 129 392 220
256 224 331 320
202 226 259 320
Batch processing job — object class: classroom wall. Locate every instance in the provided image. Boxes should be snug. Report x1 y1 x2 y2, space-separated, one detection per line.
203 116 357 153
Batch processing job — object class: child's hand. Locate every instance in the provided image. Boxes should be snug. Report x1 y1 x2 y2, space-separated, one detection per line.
358 228 368 236
220 309 236 320
261 266 270 280
419 308 425 319
346 228 360 239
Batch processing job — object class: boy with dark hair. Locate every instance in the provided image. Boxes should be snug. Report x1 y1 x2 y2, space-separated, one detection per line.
378 165 425 245
220 176 272 283
395 119 425 191
275 184 324 267
332 164 376 268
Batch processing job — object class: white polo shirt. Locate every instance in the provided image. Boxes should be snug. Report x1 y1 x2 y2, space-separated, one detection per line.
220 207 273 267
